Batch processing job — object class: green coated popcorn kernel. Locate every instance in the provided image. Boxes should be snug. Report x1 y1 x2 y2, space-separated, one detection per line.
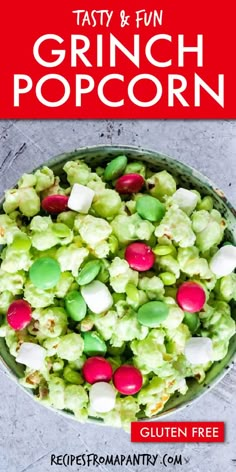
147 170 176 201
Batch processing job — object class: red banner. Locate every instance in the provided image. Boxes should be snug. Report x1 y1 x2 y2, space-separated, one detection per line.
131 422 225 442
0 0 235 118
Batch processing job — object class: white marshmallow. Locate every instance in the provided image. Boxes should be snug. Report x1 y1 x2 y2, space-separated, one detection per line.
173 188 198 215
16 342 46 370
89 382 116 413
68 183 95 213
185 337 213 365
209 245 236 278
81 280 113 314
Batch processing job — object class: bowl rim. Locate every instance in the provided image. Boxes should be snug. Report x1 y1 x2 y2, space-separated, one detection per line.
0 143 235 426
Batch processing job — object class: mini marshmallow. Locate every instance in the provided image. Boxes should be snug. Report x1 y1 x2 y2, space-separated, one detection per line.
89 382 116 413
185 337 213 365
81 280 113 314
68 183 95 213
210 245 236 278
173 188 198 215
16 342 46 370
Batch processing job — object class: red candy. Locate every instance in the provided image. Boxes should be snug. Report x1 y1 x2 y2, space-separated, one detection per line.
42 195 69 214
113 365 143 395
115 174 145 194
7 300 32 331
125 242 155 271
176 281 206 313
82 356 113 384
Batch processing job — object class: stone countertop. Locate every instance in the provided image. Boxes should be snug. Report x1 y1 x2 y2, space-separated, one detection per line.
0 119 235 472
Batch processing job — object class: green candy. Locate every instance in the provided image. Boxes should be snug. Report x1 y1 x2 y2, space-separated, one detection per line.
137 301 169 327
29 257 61 289
77 260 101 286
82 331 107 356
183 312 200 333
136 195 165 222
104 155 128 181
65 291 87 321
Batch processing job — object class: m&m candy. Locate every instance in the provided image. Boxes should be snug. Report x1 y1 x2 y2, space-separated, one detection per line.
115 173 145 194
82 332 107 357
29 257 61 290
7 300 32 331
136 195 165 222
42 195 69 214
176 281 206 313
137 301 169 327
113 365 143 395
125 242 155 271
89 382 116 413
65 291 87 321
82 356 113 384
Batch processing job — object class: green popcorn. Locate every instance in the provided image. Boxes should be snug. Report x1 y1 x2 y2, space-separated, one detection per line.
69 356 86 370
64 385 88 413
124 161 146 178
1 246 32 273
56 244 89 277
0 291 14 315
19 369 44 390
108 257 138 293
199 301 235 361
32 307 68 338
102 396 139 432
0 214 20 245
52 358 64 373
18 173 37 188
43 337 61 356
0 269 25 295
131 330 166 374
94 310 118 341
192 209 226 252
161 300 184 329
75 215 112 258
138 276 164 300
137 377 168 417
63 365 84 385
57 211 77 229
147 170 176 201
48 376 65 410
34 166 55 192
111 213 154 245
111 310 148 347
177 247 213 279
158 255 180 278
53 272 74 298
166 324 191 354
217 274 236 302
4 188 40 217
63 160 96 186
24 281 54 308
155 205 196 248
30 216 59 251
57 333 84 361
197 196 214 212
93 189 122 218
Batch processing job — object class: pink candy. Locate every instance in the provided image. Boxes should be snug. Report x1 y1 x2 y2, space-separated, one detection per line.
115 173 145 194
177 281 206 313
125 242 155 271
82 356 113 384
113 365 143 395
7 300 32 331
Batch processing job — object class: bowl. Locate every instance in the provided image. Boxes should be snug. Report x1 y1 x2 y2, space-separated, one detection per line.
0 144 235 423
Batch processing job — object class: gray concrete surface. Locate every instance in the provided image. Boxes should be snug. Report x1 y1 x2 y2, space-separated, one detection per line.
0 119 235 472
